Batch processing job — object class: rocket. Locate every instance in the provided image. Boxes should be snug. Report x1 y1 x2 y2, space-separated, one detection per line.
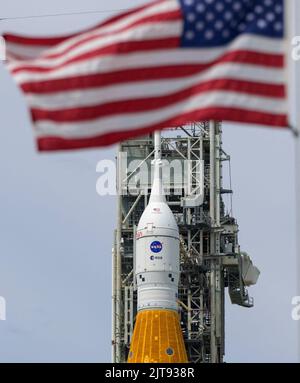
128 132 188 363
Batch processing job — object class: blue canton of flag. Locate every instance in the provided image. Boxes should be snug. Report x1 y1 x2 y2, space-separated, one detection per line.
180 0 284 47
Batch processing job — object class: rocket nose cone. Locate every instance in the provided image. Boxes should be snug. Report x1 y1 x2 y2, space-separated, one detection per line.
137 201 179 233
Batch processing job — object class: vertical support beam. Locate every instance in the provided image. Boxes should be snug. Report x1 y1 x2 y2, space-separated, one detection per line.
187 284 192 340
187 136 192 347
124 286 129 345
115 145 123 362
133 225 137 292
209 121 224 363
209 122 216 226
209 121 218 363
215 126 224 361
129 285 134 343
111 237 116 362
215 130 221 228
154 130 162 161
124 286 134 346
187 137 192 225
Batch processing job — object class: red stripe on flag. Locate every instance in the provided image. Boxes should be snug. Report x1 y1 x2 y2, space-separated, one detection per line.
11 37 181 75
3 33 74 47
20 65 212 93
30 79 286 123
36 107 288 151
12 49 284 78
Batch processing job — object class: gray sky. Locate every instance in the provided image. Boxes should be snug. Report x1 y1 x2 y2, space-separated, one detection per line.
0 0 299 363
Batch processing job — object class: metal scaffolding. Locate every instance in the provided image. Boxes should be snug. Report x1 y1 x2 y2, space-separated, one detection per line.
112 122 259 363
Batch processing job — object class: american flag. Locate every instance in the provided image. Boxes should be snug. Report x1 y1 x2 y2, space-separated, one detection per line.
4 0 288 151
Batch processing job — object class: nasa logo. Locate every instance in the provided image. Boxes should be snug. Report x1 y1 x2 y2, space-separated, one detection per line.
150 241 162 253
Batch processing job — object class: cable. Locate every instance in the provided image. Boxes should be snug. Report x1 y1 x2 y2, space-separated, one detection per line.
0 8 131 21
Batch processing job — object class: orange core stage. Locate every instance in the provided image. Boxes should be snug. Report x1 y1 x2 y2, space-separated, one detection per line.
127 309 188 363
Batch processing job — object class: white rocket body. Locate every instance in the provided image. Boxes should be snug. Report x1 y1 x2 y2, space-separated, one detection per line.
135 133 180 311
129 132 188 363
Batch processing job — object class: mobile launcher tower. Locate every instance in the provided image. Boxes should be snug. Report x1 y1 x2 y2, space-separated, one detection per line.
112 121 260 363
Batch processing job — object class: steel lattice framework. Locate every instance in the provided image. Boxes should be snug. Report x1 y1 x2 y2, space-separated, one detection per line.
112 122 257 363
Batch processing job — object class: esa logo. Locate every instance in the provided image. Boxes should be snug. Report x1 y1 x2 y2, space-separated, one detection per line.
150 255 162 261
150 241 163 253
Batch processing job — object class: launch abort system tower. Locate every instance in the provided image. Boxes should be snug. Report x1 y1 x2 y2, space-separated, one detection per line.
112 122 259 363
